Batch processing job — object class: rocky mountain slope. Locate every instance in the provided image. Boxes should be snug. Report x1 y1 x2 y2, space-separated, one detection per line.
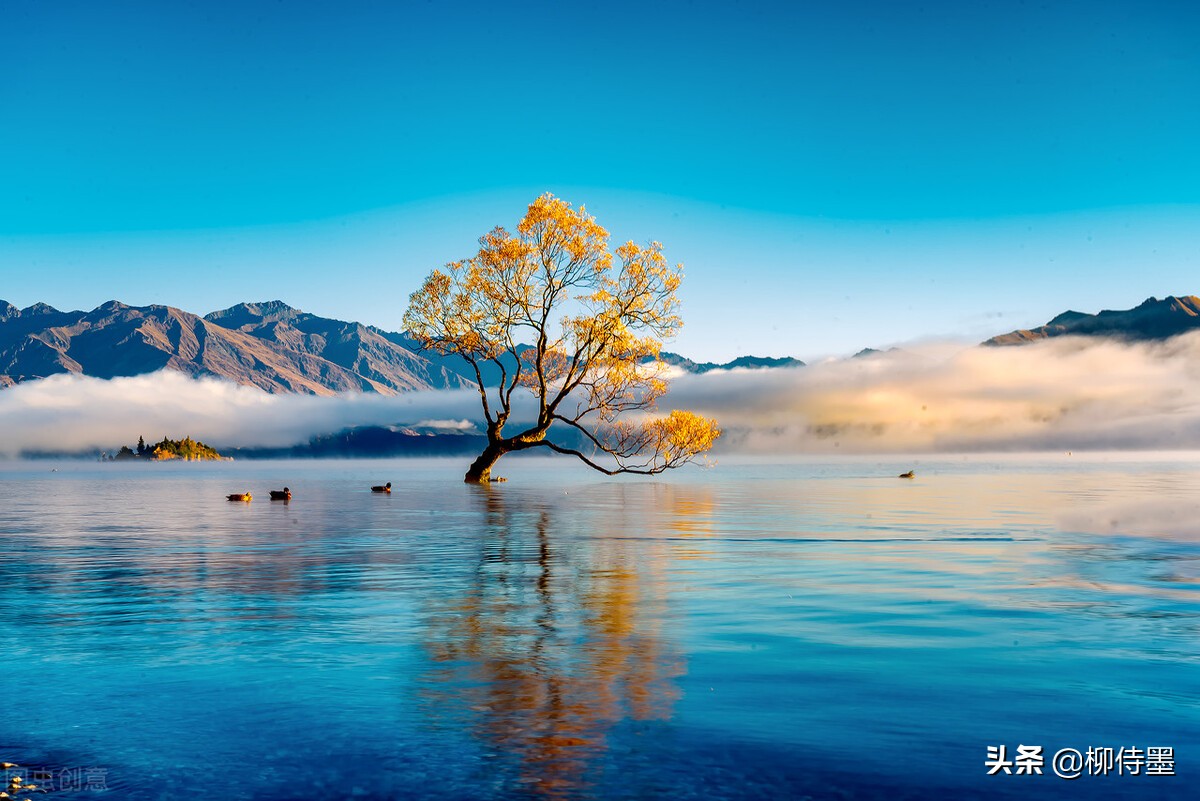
203 301 473 392
0 299 472 395
985 295 1200 345
8 292 1195 394
0 298 807 393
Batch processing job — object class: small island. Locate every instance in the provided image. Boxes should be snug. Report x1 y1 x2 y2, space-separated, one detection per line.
109 435 228 462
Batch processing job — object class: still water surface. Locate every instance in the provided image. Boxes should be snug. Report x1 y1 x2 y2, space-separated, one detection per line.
1 455 1197 799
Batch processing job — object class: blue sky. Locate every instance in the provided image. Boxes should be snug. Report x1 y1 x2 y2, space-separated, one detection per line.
3 0 1199 360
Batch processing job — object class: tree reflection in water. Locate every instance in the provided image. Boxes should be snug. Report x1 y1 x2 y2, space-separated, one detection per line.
418 485 684 797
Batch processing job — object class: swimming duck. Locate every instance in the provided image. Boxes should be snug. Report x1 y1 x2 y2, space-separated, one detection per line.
371 482 392 493
226 491 252 501
898 470 915 479
269 487 292 501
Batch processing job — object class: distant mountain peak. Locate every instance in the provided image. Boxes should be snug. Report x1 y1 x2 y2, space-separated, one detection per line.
0 298 474 395
1 297 807 393
1045 310 1087 326
204 300 303 328
650 351 805 373
986 294 1200 346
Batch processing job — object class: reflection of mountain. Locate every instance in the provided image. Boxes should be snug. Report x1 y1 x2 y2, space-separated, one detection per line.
418 489 683 797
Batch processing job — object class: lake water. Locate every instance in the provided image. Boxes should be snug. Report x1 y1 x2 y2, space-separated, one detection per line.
1 454 1197 799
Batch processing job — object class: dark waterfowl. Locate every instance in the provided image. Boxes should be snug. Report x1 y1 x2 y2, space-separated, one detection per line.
227 491 252 501
371 482 392 493
898 470 915 479
269 487 292 501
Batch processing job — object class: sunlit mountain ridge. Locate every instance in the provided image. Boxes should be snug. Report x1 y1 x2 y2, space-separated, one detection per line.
0 299 804 392
4 294 1199 395
985 295 1200 346
0 299 474 394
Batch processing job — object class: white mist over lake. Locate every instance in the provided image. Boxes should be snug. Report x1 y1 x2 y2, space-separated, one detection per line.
3 333 1200 456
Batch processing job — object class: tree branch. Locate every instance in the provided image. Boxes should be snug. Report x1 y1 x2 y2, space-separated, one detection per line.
533 439 674 476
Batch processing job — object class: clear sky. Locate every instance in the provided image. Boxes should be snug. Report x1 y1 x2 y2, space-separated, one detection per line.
3 0 1199 361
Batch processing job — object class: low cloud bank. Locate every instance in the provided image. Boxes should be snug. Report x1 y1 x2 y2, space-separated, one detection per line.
4 333 1200 456
0 371 484 456
662 332 1200 453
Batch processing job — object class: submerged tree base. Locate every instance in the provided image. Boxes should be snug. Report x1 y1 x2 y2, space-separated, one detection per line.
464 443 507 483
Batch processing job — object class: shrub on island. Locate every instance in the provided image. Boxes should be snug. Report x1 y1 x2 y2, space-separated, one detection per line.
109 436 227 461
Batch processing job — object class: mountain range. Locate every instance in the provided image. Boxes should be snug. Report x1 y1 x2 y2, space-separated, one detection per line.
3 294 1196 394
654 352 805 372
984 295 1200 346
0 299 804 393
7 293 1199 460
0 299 472 394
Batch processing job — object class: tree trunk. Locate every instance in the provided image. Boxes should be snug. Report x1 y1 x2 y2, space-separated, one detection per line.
464 441 509 483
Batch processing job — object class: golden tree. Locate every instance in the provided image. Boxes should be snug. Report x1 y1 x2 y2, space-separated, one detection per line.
403 194 720 483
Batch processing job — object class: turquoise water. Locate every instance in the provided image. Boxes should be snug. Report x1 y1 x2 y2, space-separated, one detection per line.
1 455 1197 799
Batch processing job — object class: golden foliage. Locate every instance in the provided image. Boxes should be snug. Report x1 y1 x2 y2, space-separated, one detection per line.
403 194 719 480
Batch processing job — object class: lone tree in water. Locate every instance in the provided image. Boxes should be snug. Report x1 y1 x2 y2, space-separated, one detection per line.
404 194 721 483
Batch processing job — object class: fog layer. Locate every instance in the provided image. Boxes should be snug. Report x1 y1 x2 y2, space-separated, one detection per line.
3 334 1199 456
663 333 1200 453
